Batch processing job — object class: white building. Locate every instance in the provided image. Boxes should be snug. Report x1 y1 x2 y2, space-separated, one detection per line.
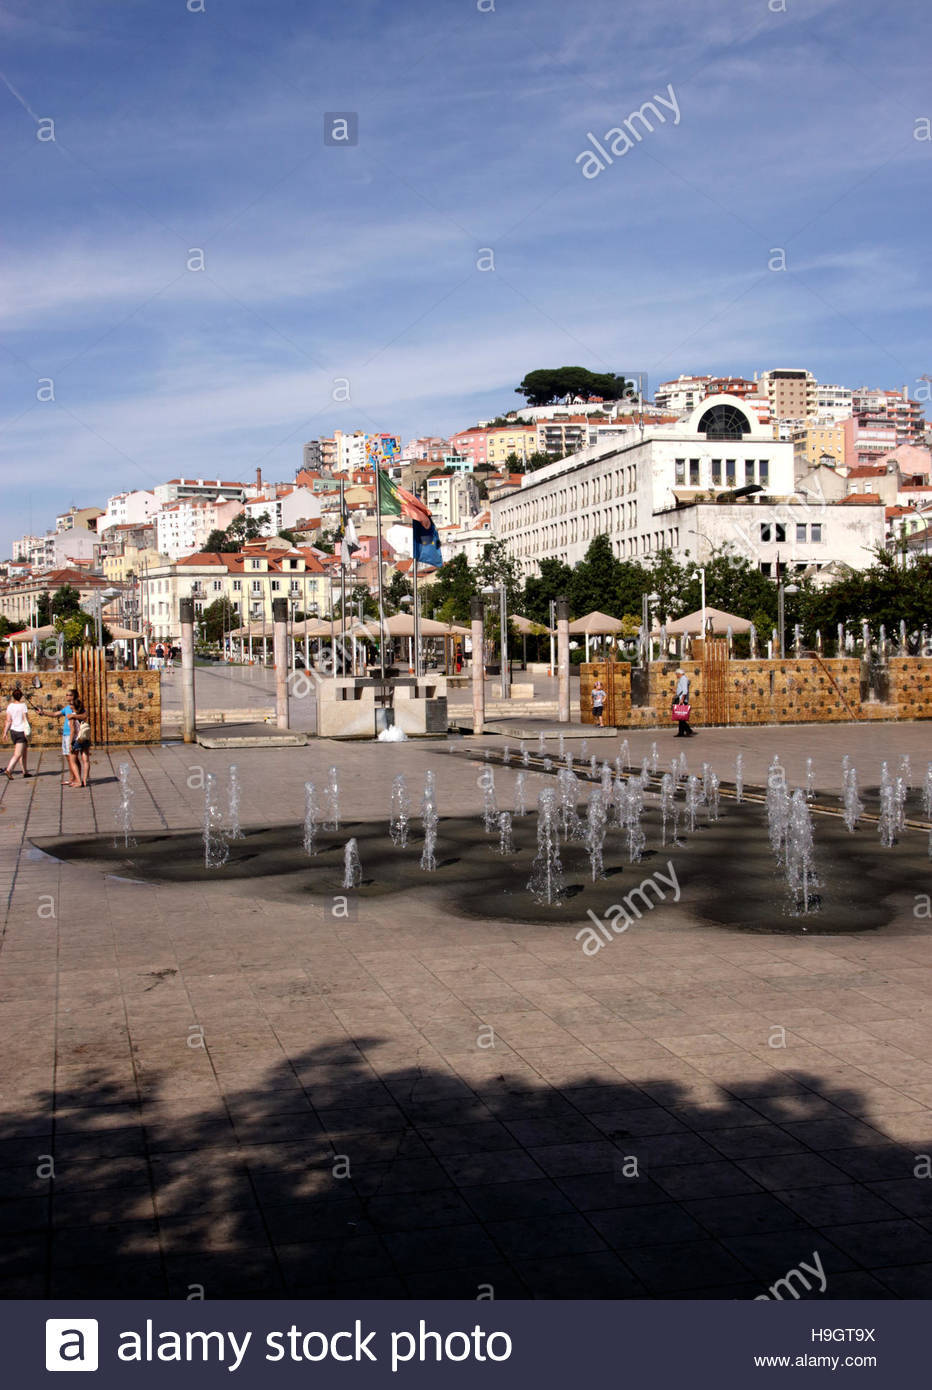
424 473 480 529
758 368 819 422
815 384 853 421
96 490 159 535
491 394 885 579
438 513 493 567
156 496 243 561
153 476 252 508
242 487 321 536
653 376 713 415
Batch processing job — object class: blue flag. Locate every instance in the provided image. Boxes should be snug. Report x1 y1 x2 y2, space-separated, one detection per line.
412 518 443 568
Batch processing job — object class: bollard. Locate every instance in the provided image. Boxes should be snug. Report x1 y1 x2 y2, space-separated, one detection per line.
556 596 570 724
470 595 485 736
179 597 196 744
272 597 289 730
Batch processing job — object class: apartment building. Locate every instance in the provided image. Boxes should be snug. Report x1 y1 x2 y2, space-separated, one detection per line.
448 426 489 467
96 490 159 534
485 425 538 466
852 387 924 440
242 486 321 536
55 505 104 534
758 368 818 421
791 420 847 470
153 476 253 507
815 384 853 421
491 394 885 580
653 376 713 415
156 496 243 561
843 416 899 469
141 545 330 640
0 567 125 629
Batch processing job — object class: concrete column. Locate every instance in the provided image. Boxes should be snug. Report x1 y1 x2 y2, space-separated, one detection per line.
179 597 196 744
556 597 570 724
272 597 289 730
470 595 485 736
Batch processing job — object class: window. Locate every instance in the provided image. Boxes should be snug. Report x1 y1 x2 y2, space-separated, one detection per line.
711 459 722 484
232 580 241 591
251 580 262 593
775 523 786 542
271 580 280 591
761 523 771 542
212 580 222 591
744 460 754 484
796 523 807 542
760 562 772 576
251 559 262 570
726 459 736 485
689 459 700 486
759 459 769 485
674 458 685 485
811 524 822 543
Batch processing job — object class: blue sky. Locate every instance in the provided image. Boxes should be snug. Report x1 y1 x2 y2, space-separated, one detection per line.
1 0 929 556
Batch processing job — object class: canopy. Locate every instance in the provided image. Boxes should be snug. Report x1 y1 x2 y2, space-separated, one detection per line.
6 625 57 643
568 611 626 636
663 606 752 636
105 624 144 641
353 613 464 639
509 614 553 636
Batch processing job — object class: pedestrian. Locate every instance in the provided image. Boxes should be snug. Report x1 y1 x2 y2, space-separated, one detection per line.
454 645 463 674
155 641 165 670
71 697 92 788
166 643 174 671
591 678 607 728
3 686 32 778
57 687 81 787
672 667 697 738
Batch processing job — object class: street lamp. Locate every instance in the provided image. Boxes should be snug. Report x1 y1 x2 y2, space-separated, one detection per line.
693 567 707 640
481 583 509 700
776 577 799 659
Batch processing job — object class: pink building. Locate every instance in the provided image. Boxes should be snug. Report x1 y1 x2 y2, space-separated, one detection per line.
449 426 489 467
843 416 898 468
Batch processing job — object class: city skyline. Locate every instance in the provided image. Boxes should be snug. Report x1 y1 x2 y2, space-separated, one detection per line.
2 0 931 558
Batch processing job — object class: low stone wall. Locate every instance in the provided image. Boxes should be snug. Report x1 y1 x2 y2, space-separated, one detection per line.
581 657 932 727
0 670 161 746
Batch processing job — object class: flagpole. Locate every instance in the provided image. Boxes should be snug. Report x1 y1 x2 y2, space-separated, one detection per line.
340 477 348 673
374 454 387 679
412 519 420 680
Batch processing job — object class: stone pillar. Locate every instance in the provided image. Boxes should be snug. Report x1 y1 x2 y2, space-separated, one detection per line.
179 597 196 744
470 596 485 735
556 597 570 724
272 597 290 730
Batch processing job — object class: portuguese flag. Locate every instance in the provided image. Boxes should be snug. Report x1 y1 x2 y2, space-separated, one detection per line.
376 469 432 528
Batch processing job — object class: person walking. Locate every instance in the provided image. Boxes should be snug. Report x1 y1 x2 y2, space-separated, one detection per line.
591 678 607 728
71 696 92 788
673 667 697 738
57 688 81 787
3 687 32 778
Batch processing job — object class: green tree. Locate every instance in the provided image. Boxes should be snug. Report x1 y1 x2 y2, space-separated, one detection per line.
386 570 412 609
36 590 52 625
200 596 237 644
421 552 475 623
515 367 633 406
51 584 84 619
202 529 228 553
475 538 522 610
522 557 573 624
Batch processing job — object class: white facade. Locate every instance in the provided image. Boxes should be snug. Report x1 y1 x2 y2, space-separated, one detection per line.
424 474 480 529
153 477 250 507
96 489 159 535
653 376 713 414
156 497 242 560
815 384 853 421
438 518 493 568
491 395 884 576
243 488 321 535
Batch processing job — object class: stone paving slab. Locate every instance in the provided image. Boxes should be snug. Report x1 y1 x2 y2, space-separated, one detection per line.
0 723 930 1299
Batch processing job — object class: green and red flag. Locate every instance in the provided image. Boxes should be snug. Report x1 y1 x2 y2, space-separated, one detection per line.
376 470 432 528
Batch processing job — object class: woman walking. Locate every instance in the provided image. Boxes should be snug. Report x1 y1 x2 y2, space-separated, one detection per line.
3 687 32 778
673 668 697 738
71 697 92 788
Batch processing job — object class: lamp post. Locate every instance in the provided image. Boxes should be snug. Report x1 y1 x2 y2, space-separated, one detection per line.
776 577 799 659
694 567 707 639
481 584 509 700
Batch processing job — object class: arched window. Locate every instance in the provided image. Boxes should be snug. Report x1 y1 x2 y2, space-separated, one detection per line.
698 403 751 440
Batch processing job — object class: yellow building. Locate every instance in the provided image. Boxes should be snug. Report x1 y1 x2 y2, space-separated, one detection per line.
790 421 846 470
141 544 330 640
485 425 539 466
102 545 166 584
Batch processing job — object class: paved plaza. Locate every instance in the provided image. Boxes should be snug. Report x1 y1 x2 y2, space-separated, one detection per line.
0 722 931 1299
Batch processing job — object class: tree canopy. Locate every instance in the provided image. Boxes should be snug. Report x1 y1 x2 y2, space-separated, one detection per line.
515 367 633 407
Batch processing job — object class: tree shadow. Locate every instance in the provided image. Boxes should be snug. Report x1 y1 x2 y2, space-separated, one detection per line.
1 1041 930 1300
